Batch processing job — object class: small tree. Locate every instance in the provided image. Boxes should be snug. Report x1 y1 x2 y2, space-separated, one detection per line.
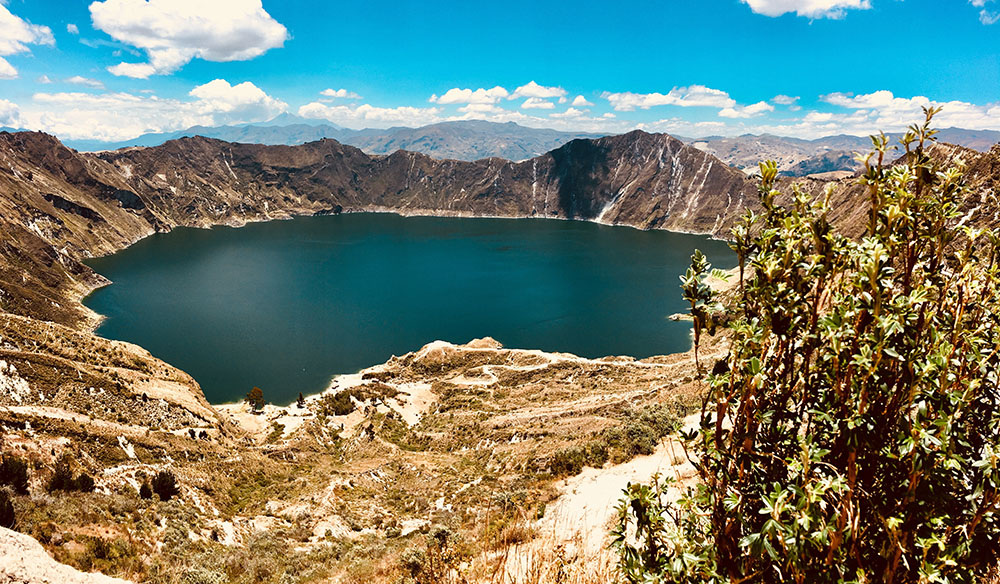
151 470 179 501
244 386 265 412
0 455 29 495
679 249 726 372
614 109 1000 583
139 481 152 500
297 392 306 408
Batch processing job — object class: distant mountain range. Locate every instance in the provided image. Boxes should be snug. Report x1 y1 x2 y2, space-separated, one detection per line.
61 117 605 163
22 116 1000 176
686 128 1000 177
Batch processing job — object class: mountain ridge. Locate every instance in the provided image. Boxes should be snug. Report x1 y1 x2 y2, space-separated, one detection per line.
60 119 606 163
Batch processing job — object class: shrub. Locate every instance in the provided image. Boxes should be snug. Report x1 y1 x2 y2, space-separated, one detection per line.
0 489 14 528
73 473 95 493
614 109 1000 583
47 455 75 492
550 441 608 476
139 482 152 500
0 455 29 495
151 470 179 501
47 455 97 493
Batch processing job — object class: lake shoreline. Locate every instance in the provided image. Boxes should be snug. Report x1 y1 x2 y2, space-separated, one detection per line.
81 210 733 405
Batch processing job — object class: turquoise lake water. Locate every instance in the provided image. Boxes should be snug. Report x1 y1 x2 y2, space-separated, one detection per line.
84 213 736 405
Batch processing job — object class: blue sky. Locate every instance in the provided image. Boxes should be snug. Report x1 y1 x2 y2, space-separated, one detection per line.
0 0 997 141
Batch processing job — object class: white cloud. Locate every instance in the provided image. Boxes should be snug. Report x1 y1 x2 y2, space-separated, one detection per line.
107 62 156 78
429 86 509 105
740 0 871 18
320 88 362 100
66 75 105 89
36 74 52 84
67 23 79 35
602 85 737 111
456 103 505 114
981 10 1000 24
0 58 16 80
571 95 594 107
521 97 555 110
719 101 775 118
772 94 800 105
299 101 442 129
19 79 286 141
0 4 55 79
643 118 729 137
187 79 287 123
0 98 21 127
550 107 587 119
90 0 288 78
510 81 567 100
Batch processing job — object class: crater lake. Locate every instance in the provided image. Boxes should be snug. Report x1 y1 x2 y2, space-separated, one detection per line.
84 213 736 405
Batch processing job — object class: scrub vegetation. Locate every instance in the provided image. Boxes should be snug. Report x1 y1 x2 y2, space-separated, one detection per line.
615 110 1000 582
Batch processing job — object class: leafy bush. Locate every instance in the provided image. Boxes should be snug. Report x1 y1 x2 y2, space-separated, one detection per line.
549 404 681 476
151 470 180 501
0 455 29 495
47 455 96 493
0 489 14 528
550 443 603 477
614 110 1000 583
316 383 400 417
139 481 152 500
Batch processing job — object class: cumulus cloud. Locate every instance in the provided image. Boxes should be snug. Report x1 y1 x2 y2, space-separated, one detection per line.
66 75 104 89
187 79 287 123
772 94 800 105
429 86 509 105
320 88 362 100
67 23 79 34
981 10 1000 24
89 0 288 78
19 79 286 141
510 81 567 100
735 90 1000 139
602 85 736 111
299 101 442 129
0 59 16 79
456 103 505 115
740 0 871 18
0 4 55 79
571 95 594 107
719 101 775 118
550 107 587 119
0 98 21 127
521 97 555 110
